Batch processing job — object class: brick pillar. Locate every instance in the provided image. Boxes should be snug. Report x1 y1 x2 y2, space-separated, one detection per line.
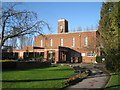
97 48 101 56
18 52 24 59
44 51 47 61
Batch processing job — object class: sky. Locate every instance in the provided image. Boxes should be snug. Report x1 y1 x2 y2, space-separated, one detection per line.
3 2 102 35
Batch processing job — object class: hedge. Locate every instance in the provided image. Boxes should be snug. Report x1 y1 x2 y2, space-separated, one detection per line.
96 56 105 63
105 54 120 72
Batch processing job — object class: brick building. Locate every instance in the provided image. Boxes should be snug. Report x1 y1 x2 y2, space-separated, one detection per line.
3 19 100 63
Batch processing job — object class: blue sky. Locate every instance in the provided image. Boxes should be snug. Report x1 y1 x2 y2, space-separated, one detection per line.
3 2 102 34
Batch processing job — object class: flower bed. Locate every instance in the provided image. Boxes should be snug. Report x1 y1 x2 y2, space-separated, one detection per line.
63 77 81 85
62 69 90 86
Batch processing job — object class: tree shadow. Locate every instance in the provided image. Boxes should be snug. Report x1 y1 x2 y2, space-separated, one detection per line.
1 78 69 83
88 72 120 79
22 68 73 72
111 73 120 76
105 85 120 89
2 65 57 72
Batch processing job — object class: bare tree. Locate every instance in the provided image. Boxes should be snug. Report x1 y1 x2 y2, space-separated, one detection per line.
95 24 98 30
85 26 89 31
90 25 94 30
0 3 50 49
19 35 34 49
84 32 101 57
73 28 76 32
77 26 82 32
10 37 18 49
19 36 26 49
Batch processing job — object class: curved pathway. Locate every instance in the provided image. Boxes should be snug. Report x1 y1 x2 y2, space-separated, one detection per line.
61 63 110 89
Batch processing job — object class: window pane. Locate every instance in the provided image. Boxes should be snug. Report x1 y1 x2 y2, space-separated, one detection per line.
72 37 75 47
60 38 63 46
84 37 88 46
60 25 63 31
50 39 53 47
87 52 94 57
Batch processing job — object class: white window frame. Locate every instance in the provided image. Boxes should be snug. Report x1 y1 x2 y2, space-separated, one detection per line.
40 40 43 47
81 53 86 56
60 25 63 32
72 37 75 47
50 39 53 47
60 38 63 46
84 37 88 47
86 52 94 57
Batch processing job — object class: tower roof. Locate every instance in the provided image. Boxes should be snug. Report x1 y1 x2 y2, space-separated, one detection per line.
58 18 67 22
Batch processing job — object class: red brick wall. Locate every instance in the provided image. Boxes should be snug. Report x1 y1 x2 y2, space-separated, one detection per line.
9 19 99 63
58 19 68 33
34 31 97 49
34 31 98 63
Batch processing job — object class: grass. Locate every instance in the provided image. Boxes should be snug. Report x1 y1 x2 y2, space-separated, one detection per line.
105 72 120 90
2 65 75 88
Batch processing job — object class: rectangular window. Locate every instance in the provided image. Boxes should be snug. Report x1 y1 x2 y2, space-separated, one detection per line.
60 38 63 46
84 37 88 47
50 39 53 47
72 37 75 47
81 53 85 56
86 52 94 57
40 40 43 47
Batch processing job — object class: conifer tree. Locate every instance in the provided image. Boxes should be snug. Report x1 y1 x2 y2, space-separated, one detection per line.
98 2 120 72
98 2 120 55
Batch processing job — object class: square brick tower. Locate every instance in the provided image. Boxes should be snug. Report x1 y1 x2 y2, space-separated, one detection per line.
58 19 68 33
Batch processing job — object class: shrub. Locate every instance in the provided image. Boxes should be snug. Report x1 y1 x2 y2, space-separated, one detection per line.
96 56 105 63
105 54 120 72
0 59 15 62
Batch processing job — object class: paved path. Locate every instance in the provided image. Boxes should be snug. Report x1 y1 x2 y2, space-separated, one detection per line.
61 63 110 89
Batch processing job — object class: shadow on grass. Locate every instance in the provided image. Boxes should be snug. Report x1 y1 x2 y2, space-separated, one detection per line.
3 68 73 72
111 73 120 76
105 85 120 89
87 72 120 79
1 78 69 83
2 65 57 72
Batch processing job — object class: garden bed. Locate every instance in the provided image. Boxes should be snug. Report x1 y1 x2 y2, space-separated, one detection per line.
61 66 90 88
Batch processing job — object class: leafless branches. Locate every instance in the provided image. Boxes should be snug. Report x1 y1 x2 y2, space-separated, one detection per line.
0 3 50 48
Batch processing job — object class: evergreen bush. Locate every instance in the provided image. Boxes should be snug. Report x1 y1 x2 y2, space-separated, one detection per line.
105 54 120 72
96 56 105 63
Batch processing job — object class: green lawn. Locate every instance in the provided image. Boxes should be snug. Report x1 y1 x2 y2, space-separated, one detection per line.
105 73 120 90
2 65 75 88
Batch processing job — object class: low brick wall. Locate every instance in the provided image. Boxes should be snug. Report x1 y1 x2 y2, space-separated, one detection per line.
2 61 51 70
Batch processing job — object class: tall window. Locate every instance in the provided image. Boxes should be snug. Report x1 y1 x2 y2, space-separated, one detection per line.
60 25 63 32
84 37 88 47
72 37 75 47
60 38 63 46
50 39 53 47
40 40 43 47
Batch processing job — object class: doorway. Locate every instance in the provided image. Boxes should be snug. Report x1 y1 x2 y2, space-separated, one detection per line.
47 50 55 63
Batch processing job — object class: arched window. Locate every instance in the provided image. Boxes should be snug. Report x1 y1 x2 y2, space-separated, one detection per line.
40 40 43 47
60 25 63 32
50 39 53 47
84 37 88 47
72 37 75 47
60 38 63 46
